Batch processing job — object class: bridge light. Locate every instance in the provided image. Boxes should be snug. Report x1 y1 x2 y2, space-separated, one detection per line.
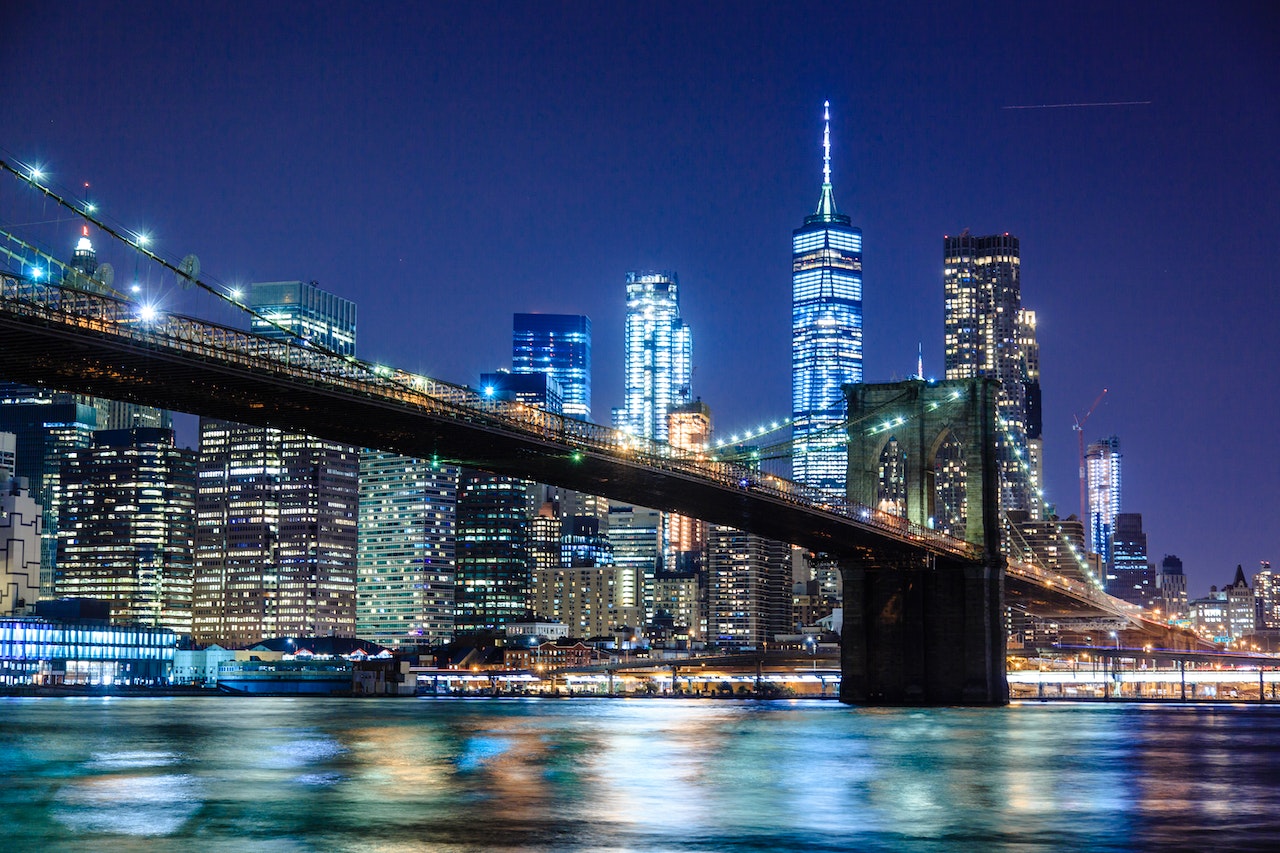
483 385 495 397
136 232 150 246
138 304 158 323
229 287 242 300
29 166 44 181
130 283 141 293
30 267 44 281
85 202 97 213
571 452 583 463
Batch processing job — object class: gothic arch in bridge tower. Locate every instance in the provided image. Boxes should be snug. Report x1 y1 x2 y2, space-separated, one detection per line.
845 378 1001 557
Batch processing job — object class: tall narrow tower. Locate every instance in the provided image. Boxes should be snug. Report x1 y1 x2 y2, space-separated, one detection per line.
613 271 692 442
792 101 863 493
943 233 1034 514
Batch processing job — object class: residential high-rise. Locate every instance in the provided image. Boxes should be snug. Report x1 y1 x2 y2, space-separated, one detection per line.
1085 436 1122 563
512 314 591 419
1254 561 1278 630
356 452 457 649
665 401 711 572
613 271 692 442
707 525 792 648
943 233 1035 513
792 101 863 493
608 504 662 626
1019 309 1043 518
193 420 358 645
56 428 196 634
1109 512 1156 607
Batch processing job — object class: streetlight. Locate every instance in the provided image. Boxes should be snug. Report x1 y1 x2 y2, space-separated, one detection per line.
805 636 817 672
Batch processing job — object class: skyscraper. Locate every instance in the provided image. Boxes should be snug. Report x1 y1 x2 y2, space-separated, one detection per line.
512 314 591 419
194 280 360 645
665 401 711 572
56 428 196 634
1019 308 1043 519
357 452 457 649
792 100 863 493
608 504 662 625
707 525 792 648
249 280 356 356
0 401 97 597
943 233 1035 513
1158 555 1188 620
193 420 359 645
614 271 692 443
454 471 531 632
1109 512 1156 607
1085 435 1122 564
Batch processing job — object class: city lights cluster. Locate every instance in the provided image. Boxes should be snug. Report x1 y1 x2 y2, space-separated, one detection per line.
994 415 1108 593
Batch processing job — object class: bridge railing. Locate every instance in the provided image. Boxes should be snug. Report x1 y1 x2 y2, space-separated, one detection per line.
0 274 977 558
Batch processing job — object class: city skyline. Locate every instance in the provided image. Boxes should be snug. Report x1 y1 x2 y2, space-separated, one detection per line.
5 2 1276 596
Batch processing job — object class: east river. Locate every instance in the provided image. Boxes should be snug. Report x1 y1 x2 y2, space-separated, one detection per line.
2 697 1279 852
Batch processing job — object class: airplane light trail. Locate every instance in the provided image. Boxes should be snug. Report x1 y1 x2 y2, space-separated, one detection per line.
1003 100 1152 110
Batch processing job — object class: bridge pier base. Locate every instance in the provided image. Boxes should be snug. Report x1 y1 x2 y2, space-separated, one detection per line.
839 553 1008 706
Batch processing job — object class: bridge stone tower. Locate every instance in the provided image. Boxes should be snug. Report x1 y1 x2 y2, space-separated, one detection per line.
839 378 1008 705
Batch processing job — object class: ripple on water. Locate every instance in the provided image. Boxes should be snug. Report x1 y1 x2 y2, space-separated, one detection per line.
51 773 203 836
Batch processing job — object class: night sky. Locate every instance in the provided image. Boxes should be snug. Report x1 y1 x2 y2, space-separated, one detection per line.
6 2 1277 596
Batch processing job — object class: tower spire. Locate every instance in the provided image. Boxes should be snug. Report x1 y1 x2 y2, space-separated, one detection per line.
823 99 831 186
812 100 842 221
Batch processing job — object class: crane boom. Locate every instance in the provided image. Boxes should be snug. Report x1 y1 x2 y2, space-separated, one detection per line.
1073 388 1109 527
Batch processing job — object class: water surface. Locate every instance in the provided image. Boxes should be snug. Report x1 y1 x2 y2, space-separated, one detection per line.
2 697 1277 851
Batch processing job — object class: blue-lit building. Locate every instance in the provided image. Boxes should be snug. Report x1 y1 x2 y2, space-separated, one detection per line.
479 371 564 415
792 101 863 493
249 280 356 356
614 271 692 443
1086 435 1122 565
512 314 591 419
0 599 177 685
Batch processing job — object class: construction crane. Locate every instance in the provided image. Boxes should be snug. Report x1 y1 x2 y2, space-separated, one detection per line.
1073 388 1109 524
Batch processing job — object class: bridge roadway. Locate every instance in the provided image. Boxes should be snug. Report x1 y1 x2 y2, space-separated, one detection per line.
0 275 1140 622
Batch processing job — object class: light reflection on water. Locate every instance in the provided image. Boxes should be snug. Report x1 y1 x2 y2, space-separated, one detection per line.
2 697 1279 852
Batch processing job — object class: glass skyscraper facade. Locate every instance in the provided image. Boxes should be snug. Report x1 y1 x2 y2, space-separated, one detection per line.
249 280 356 356
357 452 457 649
792 102 863 493
512 313 591 419
614 271 692 443
1086 435 1122 565
455 471 531 633
943 232 1036 514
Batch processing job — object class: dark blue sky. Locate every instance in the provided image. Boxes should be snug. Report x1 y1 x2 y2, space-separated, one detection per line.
6 1 1278 596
